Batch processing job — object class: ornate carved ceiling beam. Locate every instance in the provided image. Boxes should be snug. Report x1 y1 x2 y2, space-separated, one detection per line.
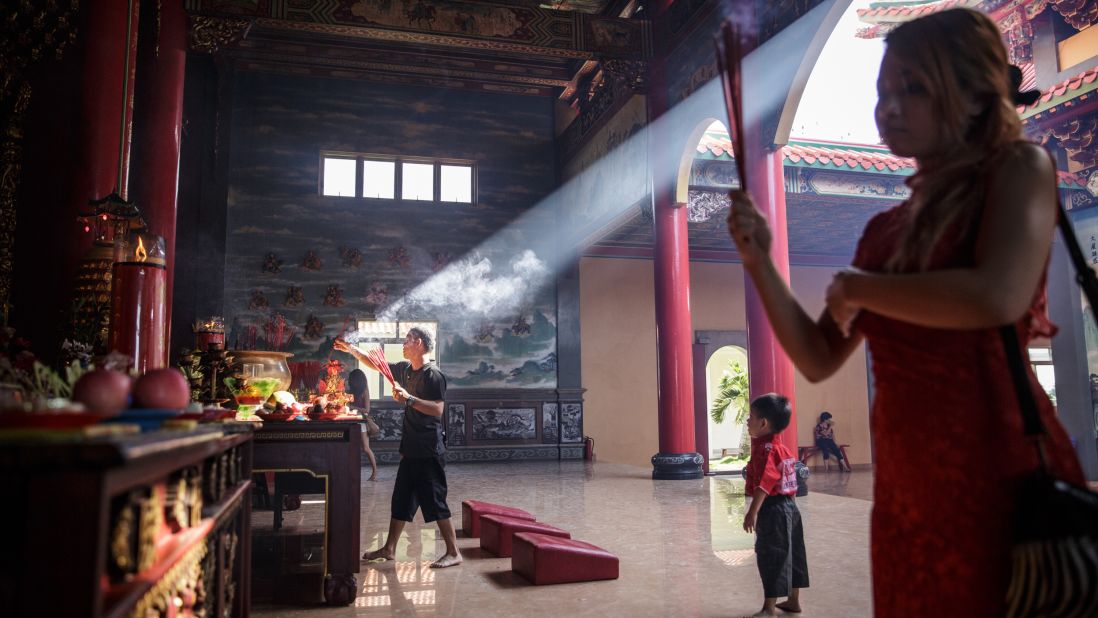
222 29 574 95
189 15 251 54
183 0 649 60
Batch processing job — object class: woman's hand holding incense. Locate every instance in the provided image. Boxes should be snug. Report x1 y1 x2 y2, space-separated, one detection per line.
727 190 771 270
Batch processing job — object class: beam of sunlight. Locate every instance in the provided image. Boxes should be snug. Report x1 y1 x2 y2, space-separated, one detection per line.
364 2 860 333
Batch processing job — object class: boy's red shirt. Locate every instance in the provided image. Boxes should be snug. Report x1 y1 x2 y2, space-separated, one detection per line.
745 434 798 497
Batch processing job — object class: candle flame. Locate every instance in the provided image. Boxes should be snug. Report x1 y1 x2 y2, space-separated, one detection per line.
135 236 147 262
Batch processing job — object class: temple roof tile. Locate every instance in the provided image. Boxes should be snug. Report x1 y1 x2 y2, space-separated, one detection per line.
695 135 1086 187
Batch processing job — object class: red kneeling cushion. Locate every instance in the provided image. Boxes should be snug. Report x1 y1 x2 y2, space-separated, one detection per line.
480 514 570 557
511 532 619 585
461 500 535 537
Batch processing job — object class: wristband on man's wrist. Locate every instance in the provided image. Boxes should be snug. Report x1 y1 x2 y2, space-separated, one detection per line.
407 396 416 407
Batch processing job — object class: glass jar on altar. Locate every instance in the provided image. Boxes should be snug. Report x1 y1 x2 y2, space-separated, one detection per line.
231 351 294 392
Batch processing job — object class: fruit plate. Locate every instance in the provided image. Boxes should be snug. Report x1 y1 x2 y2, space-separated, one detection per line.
0 408 116 430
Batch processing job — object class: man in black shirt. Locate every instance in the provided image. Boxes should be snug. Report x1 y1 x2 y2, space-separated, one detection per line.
334 327 461 568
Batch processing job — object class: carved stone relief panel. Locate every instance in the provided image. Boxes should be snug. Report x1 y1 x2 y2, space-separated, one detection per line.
471 407 537 441
542 402 559 444
447 403 466 446
561 403 583 443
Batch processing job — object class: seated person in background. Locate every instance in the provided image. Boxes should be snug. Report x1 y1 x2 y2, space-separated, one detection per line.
347 368 379 481
813 412 850 472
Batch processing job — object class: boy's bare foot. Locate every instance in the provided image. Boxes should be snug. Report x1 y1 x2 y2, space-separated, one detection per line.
429 552 462 568
368 474 378 481
776 600 802 613
362 548 394 561
747 609 779 617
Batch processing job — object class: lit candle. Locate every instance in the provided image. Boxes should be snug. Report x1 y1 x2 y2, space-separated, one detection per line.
108 232 167 372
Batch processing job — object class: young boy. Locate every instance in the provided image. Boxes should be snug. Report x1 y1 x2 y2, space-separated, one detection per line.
743 393 808 616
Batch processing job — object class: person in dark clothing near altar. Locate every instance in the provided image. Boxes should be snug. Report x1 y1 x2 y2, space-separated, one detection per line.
334 327 461 568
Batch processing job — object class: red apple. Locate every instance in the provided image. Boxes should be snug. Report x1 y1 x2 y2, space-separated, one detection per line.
132 368 191 409
72 369 132 415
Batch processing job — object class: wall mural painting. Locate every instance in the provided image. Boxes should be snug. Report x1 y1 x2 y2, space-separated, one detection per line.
584 17 643 56
691 159 740 190
542 402 559 444
472 407 537 441
793 168 910 200
559 94 648 244
223 72 558 389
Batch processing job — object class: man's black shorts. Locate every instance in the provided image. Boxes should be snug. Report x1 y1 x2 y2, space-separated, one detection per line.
391 456 451 523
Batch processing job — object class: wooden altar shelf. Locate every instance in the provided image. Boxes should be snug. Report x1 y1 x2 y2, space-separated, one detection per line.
0 424 255 618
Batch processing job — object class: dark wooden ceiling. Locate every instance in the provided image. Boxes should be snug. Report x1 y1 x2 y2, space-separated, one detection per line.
468 0 618 13
186 0 643 98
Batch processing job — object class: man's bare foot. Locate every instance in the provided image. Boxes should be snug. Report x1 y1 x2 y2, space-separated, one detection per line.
368 475 378 481
362 548 394 562
429 552 462 568
776 600 802 613
747 609 778 617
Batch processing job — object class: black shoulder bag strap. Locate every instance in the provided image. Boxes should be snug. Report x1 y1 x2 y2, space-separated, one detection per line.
999 198 1098 466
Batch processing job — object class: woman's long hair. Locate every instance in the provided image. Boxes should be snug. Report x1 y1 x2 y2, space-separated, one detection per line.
884 9 1024 271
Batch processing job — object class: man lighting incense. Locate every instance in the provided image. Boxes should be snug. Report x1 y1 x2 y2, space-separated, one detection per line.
334 328 462 568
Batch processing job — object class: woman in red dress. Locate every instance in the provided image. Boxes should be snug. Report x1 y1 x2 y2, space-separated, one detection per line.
728 8 1085 616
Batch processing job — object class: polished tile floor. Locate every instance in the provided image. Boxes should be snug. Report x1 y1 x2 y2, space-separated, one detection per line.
254 462 874 617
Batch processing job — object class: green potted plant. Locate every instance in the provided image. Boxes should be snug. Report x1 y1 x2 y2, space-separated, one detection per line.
709 361 751 459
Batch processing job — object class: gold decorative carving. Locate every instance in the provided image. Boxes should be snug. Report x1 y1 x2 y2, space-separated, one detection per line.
166 474 189 531
109 496 137 576
137 491 163 573
602 59 648 93
129 539 207 618
188 472 204 525
189 16 251 54
256 430 348 441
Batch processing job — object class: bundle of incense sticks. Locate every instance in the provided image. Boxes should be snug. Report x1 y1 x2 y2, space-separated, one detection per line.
366 347 396 387
714 20 748 191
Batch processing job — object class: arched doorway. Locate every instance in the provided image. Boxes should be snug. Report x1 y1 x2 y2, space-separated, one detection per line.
705 344 750 471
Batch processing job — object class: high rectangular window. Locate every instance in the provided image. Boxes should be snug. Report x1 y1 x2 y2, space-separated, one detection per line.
322 157 357 197
319 153 474 203
401 162 435 201
362 160 396 199
440 165 473 203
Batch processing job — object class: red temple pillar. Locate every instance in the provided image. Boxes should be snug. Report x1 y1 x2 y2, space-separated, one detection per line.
71 0 141 238
648 53 703 480
130 0 187 369
743 148 799 453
